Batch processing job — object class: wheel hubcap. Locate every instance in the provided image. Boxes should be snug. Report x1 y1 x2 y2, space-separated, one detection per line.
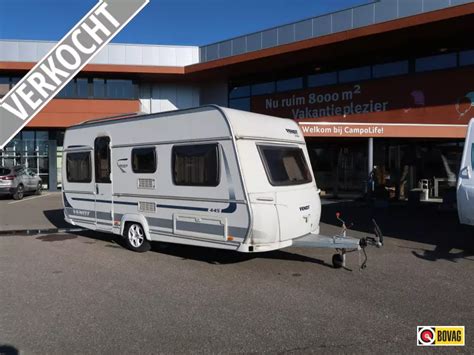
128 224 144 248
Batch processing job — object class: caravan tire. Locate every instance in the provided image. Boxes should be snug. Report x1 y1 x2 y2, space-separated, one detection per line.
124 223 150 253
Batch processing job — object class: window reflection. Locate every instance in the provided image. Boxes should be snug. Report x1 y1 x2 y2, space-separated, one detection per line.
0 77 9 98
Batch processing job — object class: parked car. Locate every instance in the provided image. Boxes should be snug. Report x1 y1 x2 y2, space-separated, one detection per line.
0 165 42 200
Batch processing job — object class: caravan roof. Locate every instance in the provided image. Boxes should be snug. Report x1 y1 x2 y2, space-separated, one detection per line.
67 105 305 145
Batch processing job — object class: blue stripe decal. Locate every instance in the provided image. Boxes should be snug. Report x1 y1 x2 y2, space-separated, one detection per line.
70 196 231 212
221 148 237 214
63 193 73 208
221 202 237 213
71 197 95 203
71 197 138 206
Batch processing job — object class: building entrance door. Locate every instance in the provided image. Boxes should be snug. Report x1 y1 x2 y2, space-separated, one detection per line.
307 138 367 197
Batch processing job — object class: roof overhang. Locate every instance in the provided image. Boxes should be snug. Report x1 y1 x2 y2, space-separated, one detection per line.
185 2 474 80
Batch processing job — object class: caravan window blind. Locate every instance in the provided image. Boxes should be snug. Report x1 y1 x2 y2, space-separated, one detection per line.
258 145 312 186
66 152 92 183
172 144 219 186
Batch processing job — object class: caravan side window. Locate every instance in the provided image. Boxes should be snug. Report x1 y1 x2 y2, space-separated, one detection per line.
132 147 157 174
172 144 220 186
66 152 92 183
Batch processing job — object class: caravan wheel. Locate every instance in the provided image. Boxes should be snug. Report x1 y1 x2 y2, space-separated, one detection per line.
124 223 150 253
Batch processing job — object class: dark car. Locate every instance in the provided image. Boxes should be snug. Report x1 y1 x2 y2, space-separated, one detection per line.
0 165 42 200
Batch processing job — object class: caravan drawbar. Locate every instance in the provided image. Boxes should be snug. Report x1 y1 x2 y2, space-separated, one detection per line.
62 106 381 268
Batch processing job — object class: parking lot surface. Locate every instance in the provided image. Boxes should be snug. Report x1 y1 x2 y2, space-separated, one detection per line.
0 192 68 232
0 198 473 353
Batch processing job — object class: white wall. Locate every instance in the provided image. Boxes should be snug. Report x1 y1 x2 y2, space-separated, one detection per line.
0 40 200 67
139 83 200 113
140 80 229 114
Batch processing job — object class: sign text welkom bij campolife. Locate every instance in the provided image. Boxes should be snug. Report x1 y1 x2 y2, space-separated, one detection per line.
0 0 149 149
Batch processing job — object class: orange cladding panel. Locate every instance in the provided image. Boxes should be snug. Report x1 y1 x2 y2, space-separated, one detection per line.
26 99 141 128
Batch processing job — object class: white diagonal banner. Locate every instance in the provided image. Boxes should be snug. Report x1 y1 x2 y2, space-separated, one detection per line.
0 0 150 149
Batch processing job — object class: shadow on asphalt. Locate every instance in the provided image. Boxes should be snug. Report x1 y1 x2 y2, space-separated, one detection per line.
43 209 71 229
42 201 474 265
149 242 333 267
321 199 474 262
43 209 333 267
0 345 19 355
37 226 334 268
36 234 78 242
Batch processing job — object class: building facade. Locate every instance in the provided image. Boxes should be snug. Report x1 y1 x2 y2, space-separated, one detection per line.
1 0 473 199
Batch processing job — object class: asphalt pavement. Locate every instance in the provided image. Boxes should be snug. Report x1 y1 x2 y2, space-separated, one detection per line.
0 222 472 353
0 194 473 353
0 192 68 232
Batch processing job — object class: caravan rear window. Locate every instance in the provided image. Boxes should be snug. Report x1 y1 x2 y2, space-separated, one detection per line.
258 145 312 186
172 144 219 186
66 152 92 183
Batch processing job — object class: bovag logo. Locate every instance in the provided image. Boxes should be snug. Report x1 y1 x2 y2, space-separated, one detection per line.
417 326 465 346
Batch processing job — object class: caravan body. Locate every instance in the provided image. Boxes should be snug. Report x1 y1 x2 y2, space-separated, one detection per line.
457 118 474 226
62 106 321 252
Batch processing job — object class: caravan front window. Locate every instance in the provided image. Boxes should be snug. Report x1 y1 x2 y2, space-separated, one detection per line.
258 145 312 186
66 152 92 183
172 144 219 186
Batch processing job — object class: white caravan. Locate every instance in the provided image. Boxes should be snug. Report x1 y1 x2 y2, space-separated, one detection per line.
62 106 381 268
457 118 474 225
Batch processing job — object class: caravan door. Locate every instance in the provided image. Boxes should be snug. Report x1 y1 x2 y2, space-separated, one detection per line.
94 137 113 230
457 119 474 225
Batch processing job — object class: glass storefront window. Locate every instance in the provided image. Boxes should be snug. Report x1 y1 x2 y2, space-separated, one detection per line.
11 77 21 86
106 79 135 99
229 97 250 111
76 78 89 98
35 131 49 141
339 66 371 83
0 76 9 98
416 53 457 72
21 131 35 153
57 81 75 98
373 60 409 78
251 82 275 96
308 72 338 87
276 77 303 92
460 50 474 66
229 85 250 99
0 130 65 190
93 78 106 98
20 77 138 99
